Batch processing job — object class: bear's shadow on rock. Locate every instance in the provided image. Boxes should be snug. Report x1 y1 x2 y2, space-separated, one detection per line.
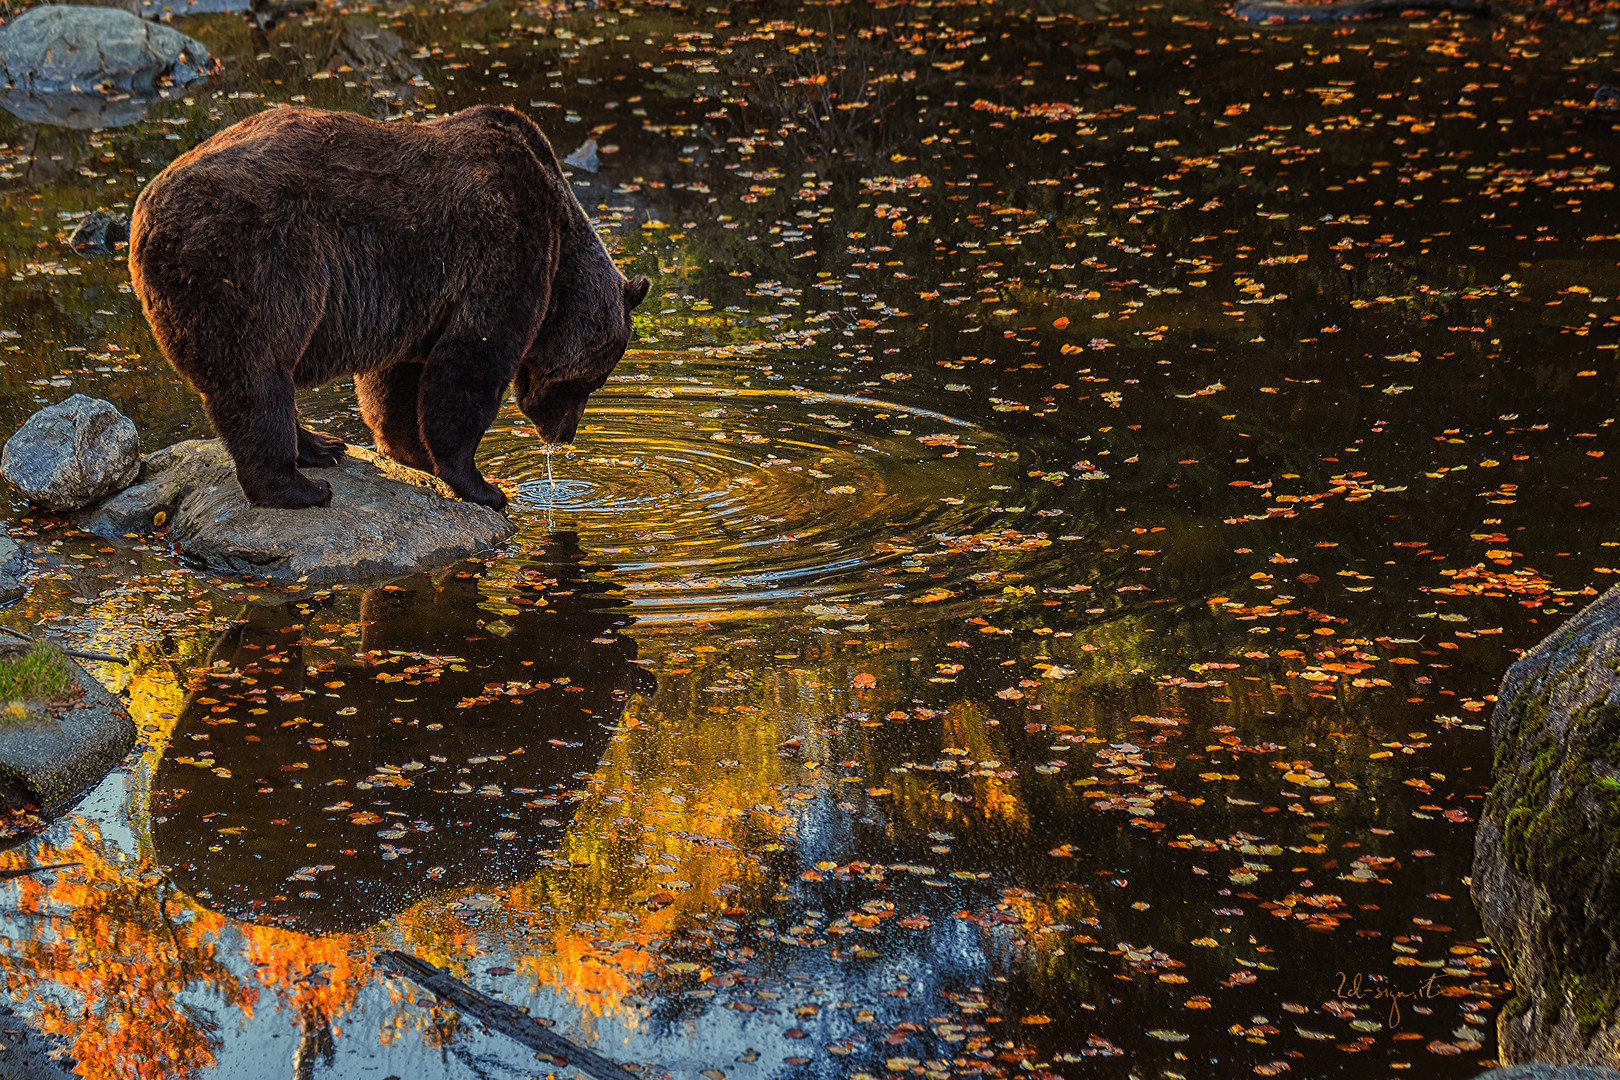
152 534 651 934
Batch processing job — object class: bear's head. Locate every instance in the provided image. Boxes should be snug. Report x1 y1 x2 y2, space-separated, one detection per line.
518 274 650 444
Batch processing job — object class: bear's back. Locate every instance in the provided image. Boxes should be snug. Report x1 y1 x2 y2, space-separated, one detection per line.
129 105 593 388
134 106 566 243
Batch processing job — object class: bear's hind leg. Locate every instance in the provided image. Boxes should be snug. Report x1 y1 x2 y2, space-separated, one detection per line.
140 247 330 507
296 425 346 467
204 373 332 509
356 364 434 473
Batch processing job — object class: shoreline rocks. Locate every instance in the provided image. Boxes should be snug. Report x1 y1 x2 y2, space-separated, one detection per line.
78 438 516 583
0 998 75 1080
1474 585 1620 1066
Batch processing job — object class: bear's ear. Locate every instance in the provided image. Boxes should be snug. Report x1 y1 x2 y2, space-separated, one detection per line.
624 275 650 310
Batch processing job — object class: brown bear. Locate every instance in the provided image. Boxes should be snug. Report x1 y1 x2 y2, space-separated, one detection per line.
129 104 649 510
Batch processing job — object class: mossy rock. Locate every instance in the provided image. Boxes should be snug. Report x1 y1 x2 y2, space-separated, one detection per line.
1473 1068 1620 1080
0 639 133 820
1475 585 1620 1065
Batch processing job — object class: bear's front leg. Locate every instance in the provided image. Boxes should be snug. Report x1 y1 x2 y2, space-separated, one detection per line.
416 352 510 510
204 375 333 509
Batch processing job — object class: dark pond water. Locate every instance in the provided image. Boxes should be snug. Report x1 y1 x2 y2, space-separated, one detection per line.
0 0 1617 1076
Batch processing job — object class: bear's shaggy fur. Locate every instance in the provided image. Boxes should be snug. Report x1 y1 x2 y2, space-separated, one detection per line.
129 104 648 509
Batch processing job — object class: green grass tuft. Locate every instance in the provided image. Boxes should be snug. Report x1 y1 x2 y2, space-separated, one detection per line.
0 642 75 712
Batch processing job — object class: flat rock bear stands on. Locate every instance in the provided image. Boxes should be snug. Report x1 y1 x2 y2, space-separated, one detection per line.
128 105 649 510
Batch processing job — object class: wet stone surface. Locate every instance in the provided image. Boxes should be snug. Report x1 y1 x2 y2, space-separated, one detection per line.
0 0 1615 1077
1474 586 1620 1067
79 439 516 582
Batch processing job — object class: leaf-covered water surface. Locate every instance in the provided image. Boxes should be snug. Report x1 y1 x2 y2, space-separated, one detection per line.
0 0 1616 1076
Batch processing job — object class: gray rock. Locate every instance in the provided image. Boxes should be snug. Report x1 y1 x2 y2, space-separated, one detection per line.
1474 585 1620 1066
52 0 143 12
2 394 140 511
0 535 25 578
0 85 152 128
67 208 129 253
563 137 600 173
140 0 253 15
73 437 210 536
319 19 422 115
1474 1068 1620 1080
0 5 212 92
0 646 134 817
79 439 515 583
0 5 213 128
75 478 167 536
0 535 24 604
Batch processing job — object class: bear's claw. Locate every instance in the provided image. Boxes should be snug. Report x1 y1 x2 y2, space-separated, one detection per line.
297 427 347 467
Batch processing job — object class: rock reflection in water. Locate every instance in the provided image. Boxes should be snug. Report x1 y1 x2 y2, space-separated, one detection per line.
0 89 165 130
152 535 651 932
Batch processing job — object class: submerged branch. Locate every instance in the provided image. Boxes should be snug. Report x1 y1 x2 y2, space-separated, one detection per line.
0 861 78 881
0 626 127 666
375 950 643 1080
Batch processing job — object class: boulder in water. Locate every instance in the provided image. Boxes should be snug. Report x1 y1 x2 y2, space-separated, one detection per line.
0 639 134 818
1474 586 1620 1066
67 209 129 253
0 5 213 93
1 394 141 512
1470 1068 1620 1080
0 5 214 128
563 137 600 173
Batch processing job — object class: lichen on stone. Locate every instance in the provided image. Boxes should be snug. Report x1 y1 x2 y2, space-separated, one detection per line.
1484 594 1620 1045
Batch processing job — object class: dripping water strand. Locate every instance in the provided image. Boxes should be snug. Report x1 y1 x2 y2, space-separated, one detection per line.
545 446 555 530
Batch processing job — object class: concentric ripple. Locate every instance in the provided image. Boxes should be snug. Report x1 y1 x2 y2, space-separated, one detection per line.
477 358 1068 622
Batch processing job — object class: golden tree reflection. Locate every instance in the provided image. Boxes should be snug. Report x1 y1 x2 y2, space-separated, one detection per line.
1 831 244 1080
0 829 403 1079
